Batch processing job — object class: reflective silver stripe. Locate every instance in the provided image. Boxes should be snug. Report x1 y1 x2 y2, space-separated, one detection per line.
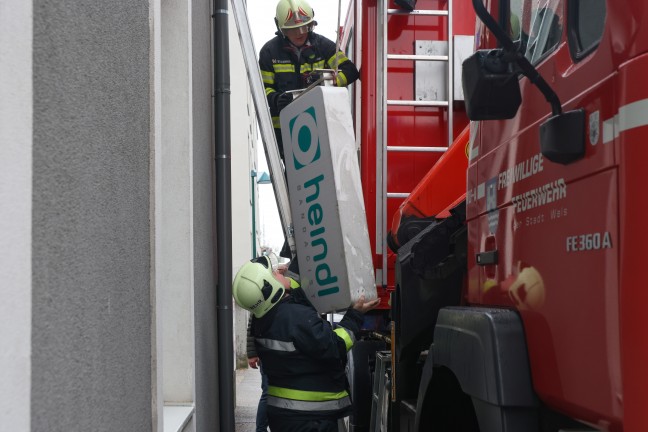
267 395 351 411
602 98 648 144
256 338 296 352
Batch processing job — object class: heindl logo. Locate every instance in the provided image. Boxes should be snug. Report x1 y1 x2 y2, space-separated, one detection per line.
288 105 339 298
289 107 321 170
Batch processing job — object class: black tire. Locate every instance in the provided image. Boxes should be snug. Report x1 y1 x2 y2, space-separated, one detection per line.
418 367 480 432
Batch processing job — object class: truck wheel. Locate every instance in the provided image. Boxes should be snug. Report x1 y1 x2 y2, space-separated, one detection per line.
418 366 480 432
347 339 386 432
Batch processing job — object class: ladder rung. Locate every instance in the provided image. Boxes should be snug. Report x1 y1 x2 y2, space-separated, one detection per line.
387 9 448 16
387 54 448 61
387 146 447 153
387 193 410 199
387 100 448 107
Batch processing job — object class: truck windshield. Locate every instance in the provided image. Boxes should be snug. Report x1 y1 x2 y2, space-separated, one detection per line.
509 0 564 64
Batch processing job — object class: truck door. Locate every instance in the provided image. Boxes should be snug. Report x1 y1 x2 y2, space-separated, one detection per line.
467 0 622 426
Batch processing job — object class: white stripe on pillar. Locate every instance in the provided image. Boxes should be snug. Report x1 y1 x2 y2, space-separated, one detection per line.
0 0 33 430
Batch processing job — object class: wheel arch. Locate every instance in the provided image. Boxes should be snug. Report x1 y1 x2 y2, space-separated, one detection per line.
414 307 540 432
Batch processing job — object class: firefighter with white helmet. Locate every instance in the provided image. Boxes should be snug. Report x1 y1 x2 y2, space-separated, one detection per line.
233 253 380 431
275 0 317 38
233 253 290 318
259 0 360 159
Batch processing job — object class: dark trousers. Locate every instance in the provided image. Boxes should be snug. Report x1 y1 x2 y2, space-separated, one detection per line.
256 366 269 432
268 415 339 432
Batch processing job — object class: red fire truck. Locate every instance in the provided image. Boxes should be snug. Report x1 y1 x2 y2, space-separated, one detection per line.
341 0 648 431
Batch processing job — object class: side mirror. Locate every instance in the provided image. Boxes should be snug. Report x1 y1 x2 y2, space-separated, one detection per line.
464 0 585 165
462 49 521 120
540 109 585 164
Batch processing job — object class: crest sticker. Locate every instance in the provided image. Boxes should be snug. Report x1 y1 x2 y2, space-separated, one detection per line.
589 110 600 146
486 177 499 234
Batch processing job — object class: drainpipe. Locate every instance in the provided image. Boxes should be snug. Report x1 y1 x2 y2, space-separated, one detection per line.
251 170 257 259
213 0 235 431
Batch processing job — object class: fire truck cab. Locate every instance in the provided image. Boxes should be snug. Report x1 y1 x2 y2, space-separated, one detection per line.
345 0 648 431
461 0 648 430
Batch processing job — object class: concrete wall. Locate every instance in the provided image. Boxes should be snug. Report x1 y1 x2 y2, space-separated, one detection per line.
230 7 255 275
0 0 32 430
161 0 196 405
30 1 153 430
160 0 256 421
229 0 258 372
0 0 256 429
151 0 164 428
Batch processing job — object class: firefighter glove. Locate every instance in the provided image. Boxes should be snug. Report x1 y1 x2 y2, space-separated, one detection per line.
303 71 322 87
275 92 293 112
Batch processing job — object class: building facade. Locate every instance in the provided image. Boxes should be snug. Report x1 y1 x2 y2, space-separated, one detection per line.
0 0 257 430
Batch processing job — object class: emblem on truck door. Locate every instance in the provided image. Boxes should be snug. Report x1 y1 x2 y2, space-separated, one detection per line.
486 177 499 234
589 110 600 146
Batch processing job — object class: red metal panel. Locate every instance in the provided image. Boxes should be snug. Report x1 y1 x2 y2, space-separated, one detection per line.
465 0 648 427
355 0 648 426
617 52 648 432
359 0 379 269
470 64 620 422
359 0 473 289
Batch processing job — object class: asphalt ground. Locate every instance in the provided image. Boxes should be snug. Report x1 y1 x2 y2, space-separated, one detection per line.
235 367 264 432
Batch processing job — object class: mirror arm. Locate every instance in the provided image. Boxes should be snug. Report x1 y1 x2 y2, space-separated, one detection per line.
472 0 563 116
515 55 563 116
471 0 516 51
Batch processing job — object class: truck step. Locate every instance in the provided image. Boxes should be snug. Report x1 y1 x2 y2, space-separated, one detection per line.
399 399 418 432
369 352 391 432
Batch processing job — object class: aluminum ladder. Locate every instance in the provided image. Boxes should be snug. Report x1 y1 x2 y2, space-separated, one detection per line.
375 0 456 286
231 0 295 258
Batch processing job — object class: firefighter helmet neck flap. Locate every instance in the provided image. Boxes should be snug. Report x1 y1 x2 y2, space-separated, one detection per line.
233 255 286 318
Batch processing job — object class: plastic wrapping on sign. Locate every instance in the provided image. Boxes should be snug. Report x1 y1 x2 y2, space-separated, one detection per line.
280 86 376 314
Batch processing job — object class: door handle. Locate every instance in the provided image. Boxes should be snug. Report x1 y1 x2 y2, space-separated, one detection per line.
476 250 498 266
